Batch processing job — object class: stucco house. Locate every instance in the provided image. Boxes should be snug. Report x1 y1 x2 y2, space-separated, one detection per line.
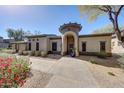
0 36 15 48
12 22 121 56
111 30 124 54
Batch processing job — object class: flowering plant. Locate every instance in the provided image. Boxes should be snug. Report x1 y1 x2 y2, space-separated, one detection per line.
0 55 30 88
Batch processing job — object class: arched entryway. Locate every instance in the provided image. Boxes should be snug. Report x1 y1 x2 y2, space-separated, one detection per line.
61 31 79 56
67 35 74 54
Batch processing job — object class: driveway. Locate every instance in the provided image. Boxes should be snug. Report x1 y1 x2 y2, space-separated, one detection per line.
23 56 99 88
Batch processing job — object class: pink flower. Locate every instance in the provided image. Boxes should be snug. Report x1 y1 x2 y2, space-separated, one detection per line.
0 58 4 63
5 58 13 63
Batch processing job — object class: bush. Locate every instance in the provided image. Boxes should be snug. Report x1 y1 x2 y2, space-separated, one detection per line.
108 72 116 76
11 50 16 54
23 51 28 55
35 51 41 56
96 52 108 59
28 51 34 56
0 55 31 88
41 51 47 57
18 50 23 55
117 54 124 69
90 60 97 64
0 49 13 54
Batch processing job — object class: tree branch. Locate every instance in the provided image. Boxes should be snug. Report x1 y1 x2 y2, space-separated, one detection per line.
98 7 108 12
117 5 124 16
108 11 114 24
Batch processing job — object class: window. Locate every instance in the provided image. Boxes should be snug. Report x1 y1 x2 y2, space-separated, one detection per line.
33 38 35 41
100 41 106 52
82 42 86 52
52 42 57 51
29 43 31 50
36 42 39 51
37 38 39 41
121 37 124 42
68 28 71 31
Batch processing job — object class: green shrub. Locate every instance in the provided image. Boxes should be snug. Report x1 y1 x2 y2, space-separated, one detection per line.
23 51 28 55
41 51 47 57
90 60 97 64
28 51 34 56
0 48 2 51
0 48 13 54
11 50 16 54
35 51 41 56
117 54 124 69
18 50 23 55
96 52 108 59
108 72 116 76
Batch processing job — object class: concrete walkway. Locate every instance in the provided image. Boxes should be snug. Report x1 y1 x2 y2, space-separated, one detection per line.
46 57 99 88
23 56 99 88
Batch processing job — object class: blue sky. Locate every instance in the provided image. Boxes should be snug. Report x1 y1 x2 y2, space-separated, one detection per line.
0 5 124 39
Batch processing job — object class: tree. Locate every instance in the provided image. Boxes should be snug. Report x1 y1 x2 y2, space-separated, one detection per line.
6 28 15 39
24 30 33 36
34 30 41 35
6 28 25 41
79 5 124 41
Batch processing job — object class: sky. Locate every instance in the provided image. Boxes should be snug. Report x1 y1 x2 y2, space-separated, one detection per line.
0 5 124 39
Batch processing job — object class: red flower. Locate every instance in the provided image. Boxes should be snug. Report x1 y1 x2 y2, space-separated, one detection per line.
0 78 6 84
8 69 12 74
14 75 20 81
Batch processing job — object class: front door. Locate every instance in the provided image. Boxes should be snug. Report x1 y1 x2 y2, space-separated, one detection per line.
52 42 57 51
67 35 74 54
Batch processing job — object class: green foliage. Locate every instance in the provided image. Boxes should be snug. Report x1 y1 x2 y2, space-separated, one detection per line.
0 48 13 54
117 54 124 69
28 51 35 56
96 52 108 59
6 28 25 41
90 60 98 64
79 5 106 22
79 5 123 23
35 51 41 56
108 72 116 76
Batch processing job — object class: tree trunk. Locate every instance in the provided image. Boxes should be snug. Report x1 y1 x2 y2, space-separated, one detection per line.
114 16 121 41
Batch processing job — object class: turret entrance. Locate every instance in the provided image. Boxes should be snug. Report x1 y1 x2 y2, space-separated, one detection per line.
59 22 82 56
67 35 74 54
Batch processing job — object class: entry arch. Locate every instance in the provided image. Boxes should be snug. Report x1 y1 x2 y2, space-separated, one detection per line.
61 31 79 56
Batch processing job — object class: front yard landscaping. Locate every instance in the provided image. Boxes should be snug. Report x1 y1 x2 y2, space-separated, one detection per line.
1 51 124 88
0 53 31 88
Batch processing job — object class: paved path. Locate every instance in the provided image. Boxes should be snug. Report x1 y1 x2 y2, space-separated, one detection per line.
23 56 99 88
46 57 99 88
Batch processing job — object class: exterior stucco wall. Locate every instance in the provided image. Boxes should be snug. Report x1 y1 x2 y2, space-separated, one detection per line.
28 37 48 52
0 43 9 48
49 39 62 52
18 44 27 51
111 37 124 54
79 36 112 53
12 44 15 50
